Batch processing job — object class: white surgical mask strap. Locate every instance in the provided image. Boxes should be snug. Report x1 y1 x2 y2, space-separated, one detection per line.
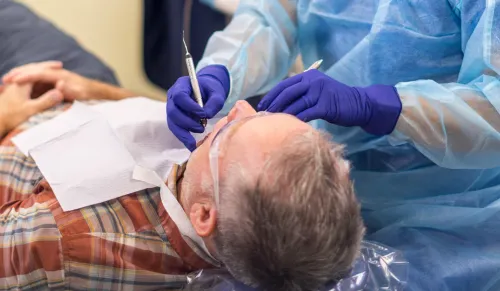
132 165 220 265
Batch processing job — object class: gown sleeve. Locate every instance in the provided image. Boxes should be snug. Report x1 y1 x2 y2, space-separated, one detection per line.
389 0 500 169
196 0 299 114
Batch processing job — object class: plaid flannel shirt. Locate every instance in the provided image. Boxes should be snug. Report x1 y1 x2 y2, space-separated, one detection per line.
0 103 214 290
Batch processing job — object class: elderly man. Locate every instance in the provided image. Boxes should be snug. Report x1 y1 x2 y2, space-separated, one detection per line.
0 62 364 290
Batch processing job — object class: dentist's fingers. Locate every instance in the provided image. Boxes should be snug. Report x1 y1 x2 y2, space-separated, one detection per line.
167 118 197 152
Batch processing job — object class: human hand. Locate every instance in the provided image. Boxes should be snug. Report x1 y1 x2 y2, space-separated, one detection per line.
2 61 63 99
3 61 95 101
2 61 63 83
0 83 63 136
258 70 402 135
167 65 230 151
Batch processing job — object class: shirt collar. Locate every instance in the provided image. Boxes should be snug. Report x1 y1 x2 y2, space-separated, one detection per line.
166 162 187 200
162 162 219 269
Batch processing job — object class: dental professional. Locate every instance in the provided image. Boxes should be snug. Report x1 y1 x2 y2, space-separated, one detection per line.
167 1 500 290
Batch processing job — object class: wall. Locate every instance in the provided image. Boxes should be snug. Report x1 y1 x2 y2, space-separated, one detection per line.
16 0 166 100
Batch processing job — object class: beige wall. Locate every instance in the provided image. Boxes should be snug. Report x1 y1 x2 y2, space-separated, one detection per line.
17 0 166 100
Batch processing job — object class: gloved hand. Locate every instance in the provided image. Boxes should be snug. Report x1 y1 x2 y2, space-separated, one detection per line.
258 70 402 135
167 65 230 151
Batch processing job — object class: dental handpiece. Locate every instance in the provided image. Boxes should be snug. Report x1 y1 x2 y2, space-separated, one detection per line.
183 31 207 127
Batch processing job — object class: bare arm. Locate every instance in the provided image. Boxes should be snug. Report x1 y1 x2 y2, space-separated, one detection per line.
80 78 136 101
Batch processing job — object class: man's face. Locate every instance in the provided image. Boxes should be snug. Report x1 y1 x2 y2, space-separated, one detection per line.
181 100 313 207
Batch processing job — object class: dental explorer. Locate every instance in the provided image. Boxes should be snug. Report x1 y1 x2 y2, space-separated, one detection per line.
182 31 207 127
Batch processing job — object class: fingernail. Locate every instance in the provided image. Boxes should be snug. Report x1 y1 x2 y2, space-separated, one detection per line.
56 80 65 90
51 91 63 102
257 103 263 111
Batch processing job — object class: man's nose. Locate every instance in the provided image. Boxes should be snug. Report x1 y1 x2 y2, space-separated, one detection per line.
227 100 257 122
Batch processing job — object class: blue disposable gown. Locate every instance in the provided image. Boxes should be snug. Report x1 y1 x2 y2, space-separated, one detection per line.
198 0 500 290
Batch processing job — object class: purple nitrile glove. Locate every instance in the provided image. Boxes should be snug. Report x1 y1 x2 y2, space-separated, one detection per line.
258 70 402 135
167 65 230 151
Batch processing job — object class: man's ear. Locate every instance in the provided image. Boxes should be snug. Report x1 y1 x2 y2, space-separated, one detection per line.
189 201 217 237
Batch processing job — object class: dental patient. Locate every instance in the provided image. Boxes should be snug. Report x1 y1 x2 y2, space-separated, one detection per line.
0 63 364 291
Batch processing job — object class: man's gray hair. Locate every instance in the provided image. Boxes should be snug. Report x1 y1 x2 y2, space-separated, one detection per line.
214 130 365 291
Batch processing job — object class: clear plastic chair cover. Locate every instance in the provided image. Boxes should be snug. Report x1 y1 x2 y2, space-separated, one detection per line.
184 241 408 291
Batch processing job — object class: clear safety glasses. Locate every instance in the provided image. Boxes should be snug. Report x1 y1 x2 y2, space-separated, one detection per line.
208 111 272 207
